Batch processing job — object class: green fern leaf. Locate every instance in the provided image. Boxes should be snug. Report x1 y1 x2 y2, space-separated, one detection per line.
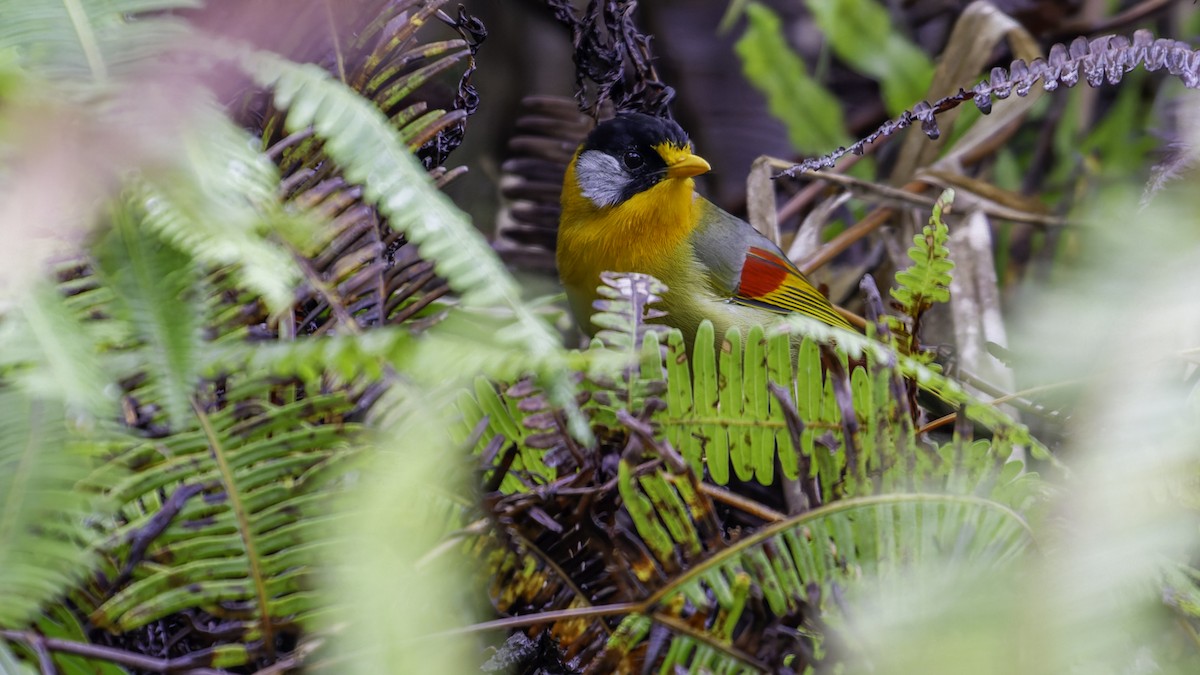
94 205 202 428
892 189 955 311
596 614 653 671
778 313 1053 464
735 2 849 154
233 44 582 435
90 390 361 650
0 287 123 630
458 377 554 493
239 50 514 318
0 643 35 675
1 285 114 415
0 0 198 81
618 460 676 565
636 491 1033 672
133 111 302 312
202 326 415 383
0 390 105 628
591 271 670 353
662 322 833 488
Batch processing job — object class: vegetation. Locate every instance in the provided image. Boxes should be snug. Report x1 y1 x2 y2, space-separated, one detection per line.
0 1 1198 674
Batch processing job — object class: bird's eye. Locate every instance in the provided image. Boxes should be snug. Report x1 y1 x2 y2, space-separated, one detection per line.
622 150 644 170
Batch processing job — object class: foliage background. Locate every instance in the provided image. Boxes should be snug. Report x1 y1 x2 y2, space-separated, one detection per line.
1 1 1200 674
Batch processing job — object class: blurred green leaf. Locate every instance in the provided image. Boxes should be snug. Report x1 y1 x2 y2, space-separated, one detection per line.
1081 73 1158 179
735 2 849 154
329 382 481 675
0 391 103 628
0 642 35 675
804 0 934 115
136 111 301 313
0 0 198 81
32 605 129 674
94 205 201 429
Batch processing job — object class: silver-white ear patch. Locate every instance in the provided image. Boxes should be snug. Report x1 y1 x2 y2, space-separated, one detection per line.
575 150 631 208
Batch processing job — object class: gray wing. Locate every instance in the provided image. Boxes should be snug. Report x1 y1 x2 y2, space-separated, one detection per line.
689 198 850 326
688 198 779 295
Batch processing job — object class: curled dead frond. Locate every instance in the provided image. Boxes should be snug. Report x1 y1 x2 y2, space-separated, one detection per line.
782 30 1200 176
543 0 674 116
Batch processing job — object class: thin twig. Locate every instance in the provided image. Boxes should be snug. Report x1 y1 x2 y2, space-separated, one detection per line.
917 378 1083 434
433 602 642 637
696 482 786 523
111 481 208 589
30 632 56 675
959 371 1084 418
778 177 832 225
777 152 869 223
918 411 957 435
650 611 771 672
801 170 1069 228
265 128 315 161
0 630 234 674
250 637 325 675
798 191 909 275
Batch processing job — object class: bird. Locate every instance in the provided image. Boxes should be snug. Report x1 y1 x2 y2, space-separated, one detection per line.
556 112 852 346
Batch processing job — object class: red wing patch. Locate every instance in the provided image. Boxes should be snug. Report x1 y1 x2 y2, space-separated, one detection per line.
735 247 851 329
738 247 791 297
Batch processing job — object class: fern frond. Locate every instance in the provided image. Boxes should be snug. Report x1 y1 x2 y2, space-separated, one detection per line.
93 205 202 429
468 290 1045 501
892 188 955 312
1 285 114 415
583 271 673 419
0 390 104 628
252 0 480 336
660 319 930 493
890 188 955 362
237 50 528 321
3 4 306 320
279 172 450 333
88 387 361 655
775 313 1054 465
233 45 582 433
663 321 800 486
0 284 129 632
203 326 411 382
591 271 670 352
457 377 555 494
134 111 302 313
615 467 1033 672
0 0 198 80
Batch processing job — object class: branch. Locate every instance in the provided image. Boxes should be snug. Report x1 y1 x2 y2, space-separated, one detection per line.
0 630 233 674
780 30 1200 177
